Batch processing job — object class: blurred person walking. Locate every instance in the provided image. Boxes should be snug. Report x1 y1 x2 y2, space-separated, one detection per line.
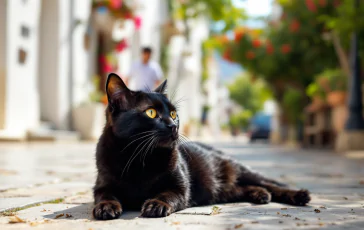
125 47 163 91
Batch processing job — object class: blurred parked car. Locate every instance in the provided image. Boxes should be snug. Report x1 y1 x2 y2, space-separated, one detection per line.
248 113 271 142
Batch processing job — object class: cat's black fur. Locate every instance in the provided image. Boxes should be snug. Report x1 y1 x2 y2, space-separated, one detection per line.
93 73 310 220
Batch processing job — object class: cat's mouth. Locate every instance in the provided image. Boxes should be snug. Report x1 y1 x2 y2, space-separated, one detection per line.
157 131 178 147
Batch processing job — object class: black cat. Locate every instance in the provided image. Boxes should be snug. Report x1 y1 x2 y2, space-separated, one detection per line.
93 73 310 220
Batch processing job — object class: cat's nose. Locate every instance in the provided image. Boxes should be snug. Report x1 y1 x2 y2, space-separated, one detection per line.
167 124 178 139
167 124 177 133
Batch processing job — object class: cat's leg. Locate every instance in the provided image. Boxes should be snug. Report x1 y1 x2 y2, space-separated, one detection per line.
93 186 122 220
261 183 310 206
141 190 188 218
240 186 272 204
196 143 287 187
220 185 272 204
237 165 310 206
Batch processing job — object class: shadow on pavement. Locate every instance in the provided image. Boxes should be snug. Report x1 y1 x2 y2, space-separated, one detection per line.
43 203 140 221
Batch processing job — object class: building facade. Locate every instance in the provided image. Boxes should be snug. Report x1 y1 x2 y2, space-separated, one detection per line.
0 0 94 139
0 0 223 140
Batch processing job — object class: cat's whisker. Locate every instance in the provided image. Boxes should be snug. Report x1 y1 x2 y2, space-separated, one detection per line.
126 135 156 173
169 88 178 102
173 96 188 105
178 137 190 148
143 136 157 160
130 130 156 138
179 133 191 142
139 133 158 162
120 132 156 153
179 135 192 147
174 104 182 109
121 135 155 177
177 135 192 161
174 99 188 106
144 84 152 93
142 137 159 168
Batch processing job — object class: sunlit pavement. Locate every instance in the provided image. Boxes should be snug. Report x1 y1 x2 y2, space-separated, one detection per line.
0 141 363 229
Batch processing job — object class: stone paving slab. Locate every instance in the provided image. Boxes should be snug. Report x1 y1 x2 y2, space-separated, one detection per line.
0 194 363 229
0 142 364 229
0 182 93 198
0 196 57 213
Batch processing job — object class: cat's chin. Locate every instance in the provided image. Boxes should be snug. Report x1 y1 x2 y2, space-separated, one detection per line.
156 138 177 149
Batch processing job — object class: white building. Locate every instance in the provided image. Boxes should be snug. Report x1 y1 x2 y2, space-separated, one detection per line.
0 0 224 140
0 0 171 141
0 0 94 140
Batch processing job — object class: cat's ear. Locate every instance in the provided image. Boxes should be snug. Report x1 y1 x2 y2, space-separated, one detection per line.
154 79 167 94
106 73 131 110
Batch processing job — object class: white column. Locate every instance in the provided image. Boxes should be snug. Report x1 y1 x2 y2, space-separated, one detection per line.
38 0 80 130
56 0 72 129
0 0 41 139
38 0 60 126
72 0 93 107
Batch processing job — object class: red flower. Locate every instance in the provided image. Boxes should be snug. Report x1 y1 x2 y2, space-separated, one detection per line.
290 19 300 32
252 39 261 48
104 64 113 73
318 0 327 7
234 30 244 42
116 39 128 53
281 44 291 54
124 12 133 19
223 49 232 62
333 0 341 7
305 0 317 12
266 43 274 55
221 35 229 44
245 51 255 59
134 16 142 30
99 55 106 65
110 0 122 9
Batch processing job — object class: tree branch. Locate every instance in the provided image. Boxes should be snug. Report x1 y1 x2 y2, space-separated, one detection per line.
331 31 351 77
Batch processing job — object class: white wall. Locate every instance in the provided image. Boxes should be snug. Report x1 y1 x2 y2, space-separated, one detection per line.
57 0 72 130
38 0 71 130
39 0 92 129
72 0 93 107
0 0 7 129
38 0 59 123
0 0 94 138
1 0 41 138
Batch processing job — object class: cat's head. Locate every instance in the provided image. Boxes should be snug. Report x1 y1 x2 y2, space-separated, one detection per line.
105 73 179 148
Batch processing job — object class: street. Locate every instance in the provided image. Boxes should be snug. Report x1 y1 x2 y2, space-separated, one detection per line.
0 141 363 229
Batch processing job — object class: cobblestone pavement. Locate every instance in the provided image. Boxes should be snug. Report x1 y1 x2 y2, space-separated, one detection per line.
0 142 363 229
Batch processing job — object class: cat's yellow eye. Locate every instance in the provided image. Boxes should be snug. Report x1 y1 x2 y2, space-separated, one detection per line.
145 108 157 118
170 110 177 119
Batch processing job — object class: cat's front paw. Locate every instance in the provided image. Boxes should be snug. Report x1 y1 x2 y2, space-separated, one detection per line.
292 189 311 206
141 199 172 218
93 200 122 220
